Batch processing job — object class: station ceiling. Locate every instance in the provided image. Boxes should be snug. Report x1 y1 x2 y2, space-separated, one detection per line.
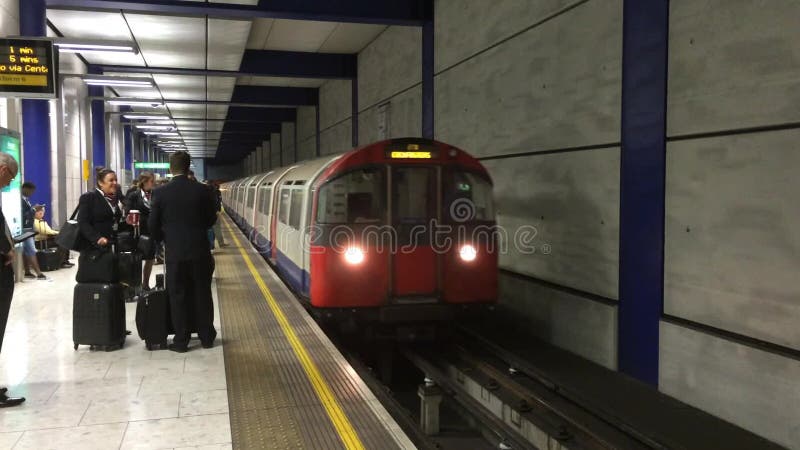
43 0 429 162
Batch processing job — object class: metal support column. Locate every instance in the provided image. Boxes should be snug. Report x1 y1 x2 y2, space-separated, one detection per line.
19 0 53 221
618 0 669 386
421 1 434 139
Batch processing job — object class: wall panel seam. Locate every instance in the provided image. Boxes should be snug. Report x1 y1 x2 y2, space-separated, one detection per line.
434 0 592 77
500 268 618 306
662 315 800 362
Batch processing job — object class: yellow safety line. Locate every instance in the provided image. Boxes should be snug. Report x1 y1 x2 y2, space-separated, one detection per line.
222 217 365 450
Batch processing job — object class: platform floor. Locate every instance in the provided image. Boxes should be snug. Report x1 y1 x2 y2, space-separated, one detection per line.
0 255 231 449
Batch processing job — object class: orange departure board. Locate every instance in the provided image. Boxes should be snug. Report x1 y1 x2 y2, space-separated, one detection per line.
0 38 57 99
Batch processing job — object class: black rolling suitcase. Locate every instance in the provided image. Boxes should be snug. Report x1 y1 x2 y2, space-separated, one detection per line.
36 239 61 271
73 283 126 351
136 287 170 350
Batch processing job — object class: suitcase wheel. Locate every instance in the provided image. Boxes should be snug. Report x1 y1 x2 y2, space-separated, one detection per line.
74 343 78 350
146 343 153 351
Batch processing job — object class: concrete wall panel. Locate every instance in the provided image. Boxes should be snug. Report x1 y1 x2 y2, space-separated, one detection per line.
435 0 622 159
665 129 800 350
358 26 421 110
320 119 352 156
297 137 316 162
668 0 800 136
297 105 317 143
434 0 582 72
358 85 422 145
660 321 800 449
270 133 281 167
319 80 352 130
281 122 296 165
484 147 620 299
501 272 618 369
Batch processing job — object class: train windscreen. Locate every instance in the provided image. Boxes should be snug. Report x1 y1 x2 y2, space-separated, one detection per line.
443 170 494 221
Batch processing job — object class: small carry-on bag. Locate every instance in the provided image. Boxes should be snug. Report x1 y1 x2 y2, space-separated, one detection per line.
136 288 170 350
76 247 119 283
73 283 126 351
36 239 61 272
118 251 142 301
116 231 138 253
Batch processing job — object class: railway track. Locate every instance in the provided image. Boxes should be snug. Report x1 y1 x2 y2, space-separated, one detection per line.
400 332 653 450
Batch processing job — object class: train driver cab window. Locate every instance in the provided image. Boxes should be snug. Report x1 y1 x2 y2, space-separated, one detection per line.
317 168 385 224
393 167 436 223
278 188 291 224
444 170 494 221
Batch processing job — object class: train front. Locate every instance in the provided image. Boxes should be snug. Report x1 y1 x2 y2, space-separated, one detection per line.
309 138 497 332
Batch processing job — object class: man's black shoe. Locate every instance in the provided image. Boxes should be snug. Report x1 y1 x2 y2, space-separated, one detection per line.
201 341 214 349
0 392 25 408
168 343 188 353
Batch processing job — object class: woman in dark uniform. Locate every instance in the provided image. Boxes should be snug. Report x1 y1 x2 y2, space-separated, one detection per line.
125 171 155 290
78 167 123 251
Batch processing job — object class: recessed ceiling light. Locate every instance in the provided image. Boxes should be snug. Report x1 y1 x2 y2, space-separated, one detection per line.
108 98 164 107
54 38 138 54
83 75 154 88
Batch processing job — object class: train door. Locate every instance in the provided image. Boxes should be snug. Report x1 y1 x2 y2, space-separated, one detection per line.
274 180 306 292
389 166 440 300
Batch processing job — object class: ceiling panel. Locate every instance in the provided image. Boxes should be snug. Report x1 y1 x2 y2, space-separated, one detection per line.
319 23 387 53
245 18 274 50
238 76 325 88
47 10 132 40
206 105 229 119
264 19 338 52
207 77 236 102
47 10 147 66
153 74 205 100
126 14 206 69
208 19 252 71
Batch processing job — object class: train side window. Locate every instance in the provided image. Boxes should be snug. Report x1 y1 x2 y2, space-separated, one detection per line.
258 187 271 215
289 190 304 229
248 186 257 208
278 188 291 224
317 168 385 224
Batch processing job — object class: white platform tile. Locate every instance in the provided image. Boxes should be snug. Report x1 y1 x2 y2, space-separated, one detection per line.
105 358 186 379
120 413 231 450
12 423 127 450
140 370 227 395
179 389 229 417
0 432 21 450
49 376 144 403
0 398 90 432
82 392 181 425
174 444 232 450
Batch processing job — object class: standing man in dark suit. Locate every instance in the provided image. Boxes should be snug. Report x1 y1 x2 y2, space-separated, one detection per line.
149 152 218 352
0 153 25 407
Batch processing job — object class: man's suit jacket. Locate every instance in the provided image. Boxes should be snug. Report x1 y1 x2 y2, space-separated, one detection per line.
148 175 217 262
77 190 122 249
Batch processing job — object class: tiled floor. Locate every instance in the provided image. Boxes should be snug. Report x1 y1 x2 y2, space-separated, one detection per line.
0 255 231 450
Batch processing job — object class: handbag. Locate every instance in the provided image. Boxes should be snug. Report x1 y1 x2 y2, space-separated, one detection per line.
76 247 119 283
55 206 81 251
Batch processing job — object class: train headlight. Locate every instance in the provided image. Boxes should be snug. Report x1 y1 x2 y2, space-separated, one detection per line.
344 247 365 265
459 244 477 262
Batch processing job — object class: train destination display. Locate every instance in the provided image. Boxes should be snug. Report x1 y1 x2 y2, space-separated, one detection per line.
0 38 57 98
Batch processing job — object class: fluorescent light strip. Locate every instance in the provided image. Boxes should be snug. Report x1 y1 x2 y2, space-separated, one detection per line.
123 114 170 120
143 131 179 136
136 125 176 131
108 99 164 107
